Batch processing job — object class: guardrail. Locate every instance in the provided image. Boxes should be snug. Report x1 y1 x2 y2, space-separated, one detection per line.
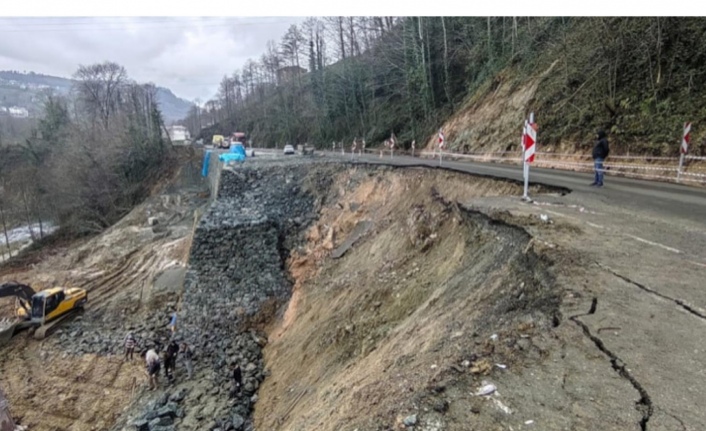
422 150 706 184
203 144 706 186
335 146 706 185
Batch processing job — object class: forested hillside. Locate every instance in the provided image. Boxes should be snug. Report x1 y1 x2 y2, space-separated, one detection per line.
0 70 193 123
0 62 171 245
186 17 706 157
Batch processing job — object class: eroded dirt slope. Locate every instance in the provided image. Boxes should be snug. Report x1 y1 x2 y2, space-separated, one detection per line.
255 167 586 431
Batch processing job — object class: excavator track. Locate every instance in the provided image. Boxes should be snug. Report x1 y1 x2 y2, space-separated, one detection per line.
33 306 84 340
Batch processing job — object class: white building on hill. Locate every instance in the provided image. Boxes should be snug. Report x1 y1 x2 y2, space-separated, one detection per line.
8 107 29 118
165 125 190 143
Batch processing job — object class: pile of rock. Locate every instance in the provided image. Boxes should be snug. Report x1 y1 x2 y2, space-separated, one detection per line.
181 160 340 352
130 388 189 431
102 159 348 430
170 159 343 430
50 304 177 357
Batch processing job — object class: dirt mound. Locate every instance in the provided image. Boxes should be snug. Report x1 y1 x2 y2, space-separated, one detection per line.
1 342 142 431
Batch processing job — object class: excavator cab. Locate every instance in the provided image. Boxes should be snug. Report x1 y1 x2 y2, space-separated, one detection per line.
27 288 86 325
30 290 64 324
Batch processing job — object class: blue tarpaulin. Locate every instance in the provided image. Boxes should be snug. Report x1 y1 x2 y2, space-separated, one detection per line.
220 143 246 163
218 153 245 163
202 150 211 177
230 143 246 156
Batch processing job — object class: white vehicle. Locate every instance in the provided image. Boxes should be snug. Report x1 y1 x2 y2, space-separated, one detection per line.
283 144 295 155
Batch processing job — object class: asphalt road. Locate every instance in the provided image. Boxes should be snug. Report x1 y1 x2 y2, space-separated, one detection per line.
340 152 706 227
212 146 705 226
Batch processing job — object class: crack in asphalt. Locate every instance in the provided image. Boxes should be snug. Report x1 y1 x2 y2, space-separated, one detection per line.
657 407 688 431
570 297 653 431
599 263 706 321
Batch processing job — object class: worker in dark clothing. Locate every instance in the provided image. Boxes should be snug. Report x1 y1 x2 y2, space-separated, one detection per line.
230 362 243 398
164 340 179 382
592 129 610 187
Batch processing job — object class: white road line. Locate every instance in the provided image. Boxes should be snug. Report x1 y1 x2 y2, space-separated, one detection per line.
626 234 682 254
688 260 706 269
543 209 579 221
538 209 682 255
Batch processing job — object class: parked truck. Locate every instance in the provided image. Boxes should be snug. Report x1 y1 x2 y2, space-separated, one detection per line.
212 134 225 148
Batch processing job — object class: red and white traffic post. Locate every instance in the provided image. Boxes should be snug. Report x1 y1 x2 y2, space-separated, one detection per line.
522 113 537 200
678 122 690 182
438 129 445 165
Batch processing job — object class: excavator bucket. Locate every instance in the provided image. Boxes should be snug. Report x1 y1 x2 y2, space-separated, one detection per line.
0 320 14 345
0 319 35 347
0 282 36 346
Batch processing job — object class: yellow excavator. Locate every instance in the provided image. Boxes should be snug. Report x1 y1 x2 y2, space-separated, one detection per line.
0 281 87 344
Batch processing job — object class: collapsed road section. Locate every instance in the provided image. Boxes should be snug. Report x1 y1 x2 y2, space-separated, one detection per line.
116 157 566 431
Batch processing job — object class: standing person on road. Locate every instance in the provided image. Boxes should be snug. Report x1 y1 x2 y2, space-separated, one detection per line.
592 129 610 187
123 332 136 362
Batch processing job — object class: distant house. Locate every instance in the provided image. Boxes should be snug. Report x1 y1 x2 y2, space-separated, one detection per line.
277 66 307 83
165 125 190 143
8 107 29 118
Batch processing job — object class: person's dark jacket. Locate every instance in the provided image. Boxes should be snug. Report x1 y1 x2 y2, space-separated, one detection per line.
165 342 179 366
232 365 242 386
593 130 610 160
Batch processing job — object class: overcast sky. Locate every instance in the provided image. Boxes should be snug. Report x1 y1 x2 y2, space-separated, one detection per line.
0 17 305 102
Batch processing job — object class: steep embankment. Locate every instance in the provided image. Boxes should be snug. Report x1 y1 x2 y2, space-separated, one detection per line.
255 166 569 430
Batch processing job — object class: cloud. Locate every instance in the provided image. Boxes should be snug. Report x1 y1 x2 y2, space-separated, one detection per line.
0 17 304 101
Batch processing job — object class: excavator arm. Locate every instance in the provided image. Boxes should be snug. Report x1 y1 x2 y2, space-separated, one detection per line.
0 281 35 313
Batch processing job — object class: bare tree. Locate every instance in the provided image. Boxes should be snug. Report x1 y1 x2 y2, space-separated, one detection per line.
73 62 127 129
281 25 307 70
